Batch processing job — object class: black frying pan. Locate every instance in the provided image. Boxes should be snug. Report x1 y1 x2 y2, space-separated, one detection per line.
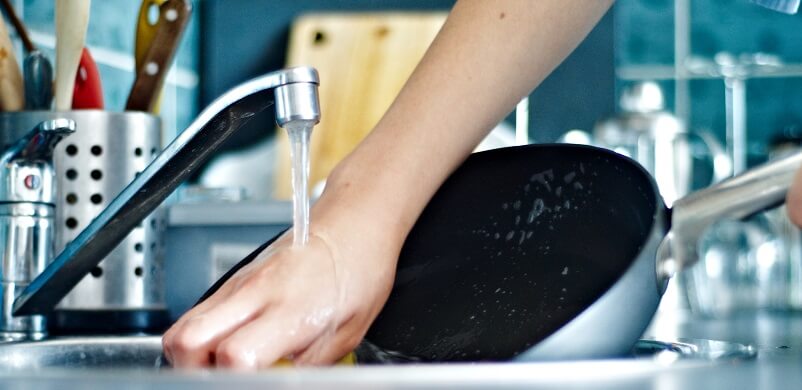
198 144 801 362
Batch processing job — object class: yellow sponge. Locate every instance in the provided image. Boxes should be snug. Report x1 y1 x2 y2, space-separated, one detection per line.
274 352 356 366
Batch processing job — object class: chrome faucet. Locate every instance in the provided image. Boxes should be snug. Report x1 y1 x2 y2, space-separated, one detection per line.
12 67 321 316
0 119 75 340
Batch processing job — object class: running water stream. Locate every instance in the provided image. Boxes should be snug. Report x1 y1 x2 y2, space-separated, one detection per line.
284 120 315 246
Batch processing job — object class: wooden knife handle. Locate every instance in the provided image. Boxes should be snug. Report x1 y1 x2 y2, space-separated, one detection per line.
0 0 36 52
125 0 190 112
54 0 91 111
0 15 24 111
135 0 167 72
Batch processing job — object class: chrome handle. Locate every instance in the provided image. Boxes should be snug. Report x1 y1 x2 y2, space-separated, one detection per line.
658 150 802 278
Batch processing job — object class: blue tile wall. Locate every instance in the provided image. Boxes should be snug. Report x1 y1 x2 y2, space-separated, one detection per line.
15 0 200 141
615 0 802 165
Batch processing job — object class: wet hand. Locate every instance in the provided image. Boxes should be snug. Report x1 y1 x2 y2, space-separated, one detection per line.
162 228 397 370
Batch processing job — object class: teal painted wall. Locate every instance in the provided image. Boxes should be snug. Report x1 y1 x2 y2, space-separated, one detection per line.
616 0 802 164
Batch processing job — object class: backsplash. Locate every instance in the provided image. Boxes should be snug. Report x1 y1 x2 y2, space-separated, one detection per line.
615 0 802 165
15 0 200 142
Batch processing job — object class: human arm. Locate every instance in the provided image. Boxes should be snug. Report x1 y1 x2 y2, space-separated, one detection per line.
162 0 615 369
787 169 802 225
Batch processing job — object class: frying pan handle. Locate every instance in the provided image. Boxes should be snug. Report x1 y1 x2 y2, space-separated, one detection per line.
658 150 802 278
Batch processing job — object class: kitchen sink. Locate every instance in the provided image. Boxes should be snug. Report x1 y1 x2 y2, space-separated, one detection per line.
0 336 164 371
0 334 756 372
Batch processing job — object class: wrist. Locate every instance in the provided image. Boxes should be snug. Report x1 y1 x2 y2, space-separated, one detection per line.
310 161 411 252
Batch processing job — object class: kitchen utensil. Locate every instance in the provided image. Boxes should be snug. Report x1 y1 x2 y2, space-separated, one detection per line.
23 54 53 110
274 12 447 199
377 144 797 361
198 143 800 362
54 0 91 111
71 47 103 109
125 0 190 112
135 0 166 113
135 0 166 70
0 0 53 110
0 14 23 111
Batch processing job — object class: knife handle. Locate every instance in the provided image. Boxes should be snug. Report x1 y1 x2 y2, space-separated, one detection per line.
135 0 167 72
125 0 190 112
0 16 24 111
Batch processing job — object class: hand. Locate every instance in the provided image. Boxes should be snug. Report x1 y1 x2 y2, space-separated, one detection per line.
162 220 399 369
787 167 802 227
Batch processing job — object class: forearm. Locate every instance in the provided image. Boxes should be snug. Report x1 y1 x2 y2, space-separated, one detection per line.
315 0 614 247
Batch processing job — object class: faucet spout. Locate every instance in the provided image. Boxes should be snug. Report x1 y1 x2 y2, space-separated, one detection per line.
13 67 321 316
275 82 321 127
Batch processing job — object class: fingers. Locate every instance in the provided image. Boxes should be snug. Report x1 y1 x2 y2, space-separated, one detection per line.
163 314 226 367
163 271 276 367
164 306 266 367
162 289 231 365
213 305 334 370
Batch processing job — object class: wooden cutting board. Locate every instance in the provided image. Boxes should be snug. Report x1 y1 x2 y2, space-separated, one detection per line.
273 12 447 199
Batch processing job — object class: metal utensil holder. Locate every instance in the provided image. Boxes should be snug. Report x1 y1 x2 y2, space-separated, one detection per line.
0 111 167 333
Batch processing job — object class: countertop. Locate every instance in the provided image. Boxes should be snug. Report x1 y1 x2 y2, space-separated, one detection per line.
1 311 802 389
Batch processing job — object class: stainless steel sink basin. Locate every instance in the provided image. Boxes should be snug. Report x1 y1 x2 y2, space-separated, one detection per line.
0 334 756 372
0 336 164 370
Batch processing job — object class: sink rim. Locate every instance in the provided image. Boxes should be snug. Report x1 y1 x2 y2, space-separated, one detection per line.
0 334 163 350
0 335 164 371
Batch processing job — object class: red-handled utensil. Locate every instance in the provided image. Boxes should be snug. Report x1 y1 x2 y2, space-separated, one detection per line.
71 47 103 109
